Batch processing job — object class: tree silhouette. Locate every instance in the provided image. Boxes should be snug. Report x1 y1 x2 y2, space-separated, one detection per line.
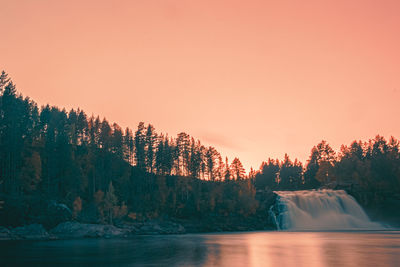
231 157 246 180
0 70 399 229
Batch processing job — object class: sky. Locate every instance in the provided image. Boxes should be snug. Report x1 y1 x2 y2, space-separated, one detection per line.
1 0 399 171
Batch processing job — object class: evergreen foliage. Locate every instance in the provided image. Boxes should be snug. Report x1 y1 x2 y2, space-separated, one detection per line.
0 71 399 227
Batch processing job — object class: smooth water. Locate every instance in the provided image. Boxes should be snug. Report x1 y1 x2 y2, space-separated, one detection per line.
1 231 399 267
273 190 384 230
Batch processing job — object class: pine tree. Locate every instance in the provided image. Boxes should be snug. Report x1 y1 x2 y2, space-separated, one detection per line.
0 71 10 93
134 122 146 169
224 157 231 181
155 135 165 175
145 124 157 173
176 132 190 175
216 154 225 181
76 109 88 145
231 157 246 180
205 147 218 180
111 123 124 159
124 127 134 165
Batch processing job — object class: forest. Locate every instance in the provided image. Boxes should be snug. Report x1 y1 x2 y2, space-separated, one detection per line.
0 71 399 228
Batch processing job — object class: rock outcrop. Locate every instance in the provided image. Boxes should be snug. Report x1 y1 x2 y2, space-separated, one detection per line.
11 224 50 240
129 221 186 235
44 201 73 229
50 221 131 239
0 220 187 240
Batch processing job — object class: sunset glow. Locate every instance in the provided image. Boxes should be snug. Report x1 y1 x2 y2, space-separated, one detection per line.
1 0 399 170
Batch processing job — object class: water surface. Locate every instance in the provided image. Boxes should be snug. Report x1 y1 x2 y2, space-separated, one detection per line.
1 231 399 267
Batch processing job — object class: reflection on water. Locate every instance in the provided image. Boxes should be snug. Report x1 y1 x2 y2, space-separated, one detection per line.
1 231 399 267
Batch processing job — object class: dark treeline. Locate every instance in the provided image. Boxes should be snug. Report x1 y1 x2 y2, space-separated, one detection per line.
254 137 400 223
0 72 255 227
255 139 400 193
0 71 399 228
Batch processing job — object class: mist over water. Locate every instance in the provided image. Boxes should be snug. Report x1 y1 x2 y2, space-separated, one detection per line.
273 190 384 231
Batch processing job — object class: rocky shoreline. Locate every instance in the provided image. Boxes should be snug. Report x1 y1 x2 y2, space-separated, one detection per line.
0 220 188 241
2 187 397 241
0 189 277 241
0 216 278 241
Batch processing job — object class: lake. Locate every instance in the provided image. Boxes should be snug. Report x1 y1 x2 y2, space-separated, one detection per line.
1 231 399 267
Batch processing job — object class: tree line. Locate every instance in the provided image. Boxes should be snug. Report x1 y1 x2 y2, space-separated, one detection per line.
254 138 400 193
0 71 399 227
0 71 253 226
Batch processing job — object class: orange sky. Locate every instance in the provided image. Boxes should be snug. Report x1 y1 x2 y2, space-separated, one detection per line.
1 0 399 171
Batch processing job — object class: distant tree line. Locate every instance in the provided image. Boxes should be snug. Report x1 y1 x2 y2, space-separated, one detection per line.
254 138 400 194
0 71 399 227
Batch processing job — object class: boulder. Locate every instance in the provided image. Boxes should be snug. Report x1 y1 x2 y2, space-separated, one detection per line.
137 221 186 234
115 220 186 235
11 224 50 240
44 201 72 229
50 221 131 239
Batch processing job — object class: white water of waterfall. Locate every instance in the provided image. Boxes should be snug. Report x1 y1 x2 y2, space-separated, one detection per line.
272 190 384 231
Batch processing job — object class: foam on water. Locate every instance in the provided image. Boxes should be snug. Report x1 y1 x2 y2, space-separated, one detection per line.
272 189 384 230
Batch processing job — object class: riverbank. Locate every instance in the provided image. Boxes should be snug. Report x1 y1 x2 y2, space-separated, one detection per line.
0 215 276 241
2 187 398 241
0 221 185 241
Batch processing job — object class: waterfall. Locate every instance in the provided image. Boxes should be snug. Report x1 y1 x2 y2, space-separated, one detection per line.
271 189 384 230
